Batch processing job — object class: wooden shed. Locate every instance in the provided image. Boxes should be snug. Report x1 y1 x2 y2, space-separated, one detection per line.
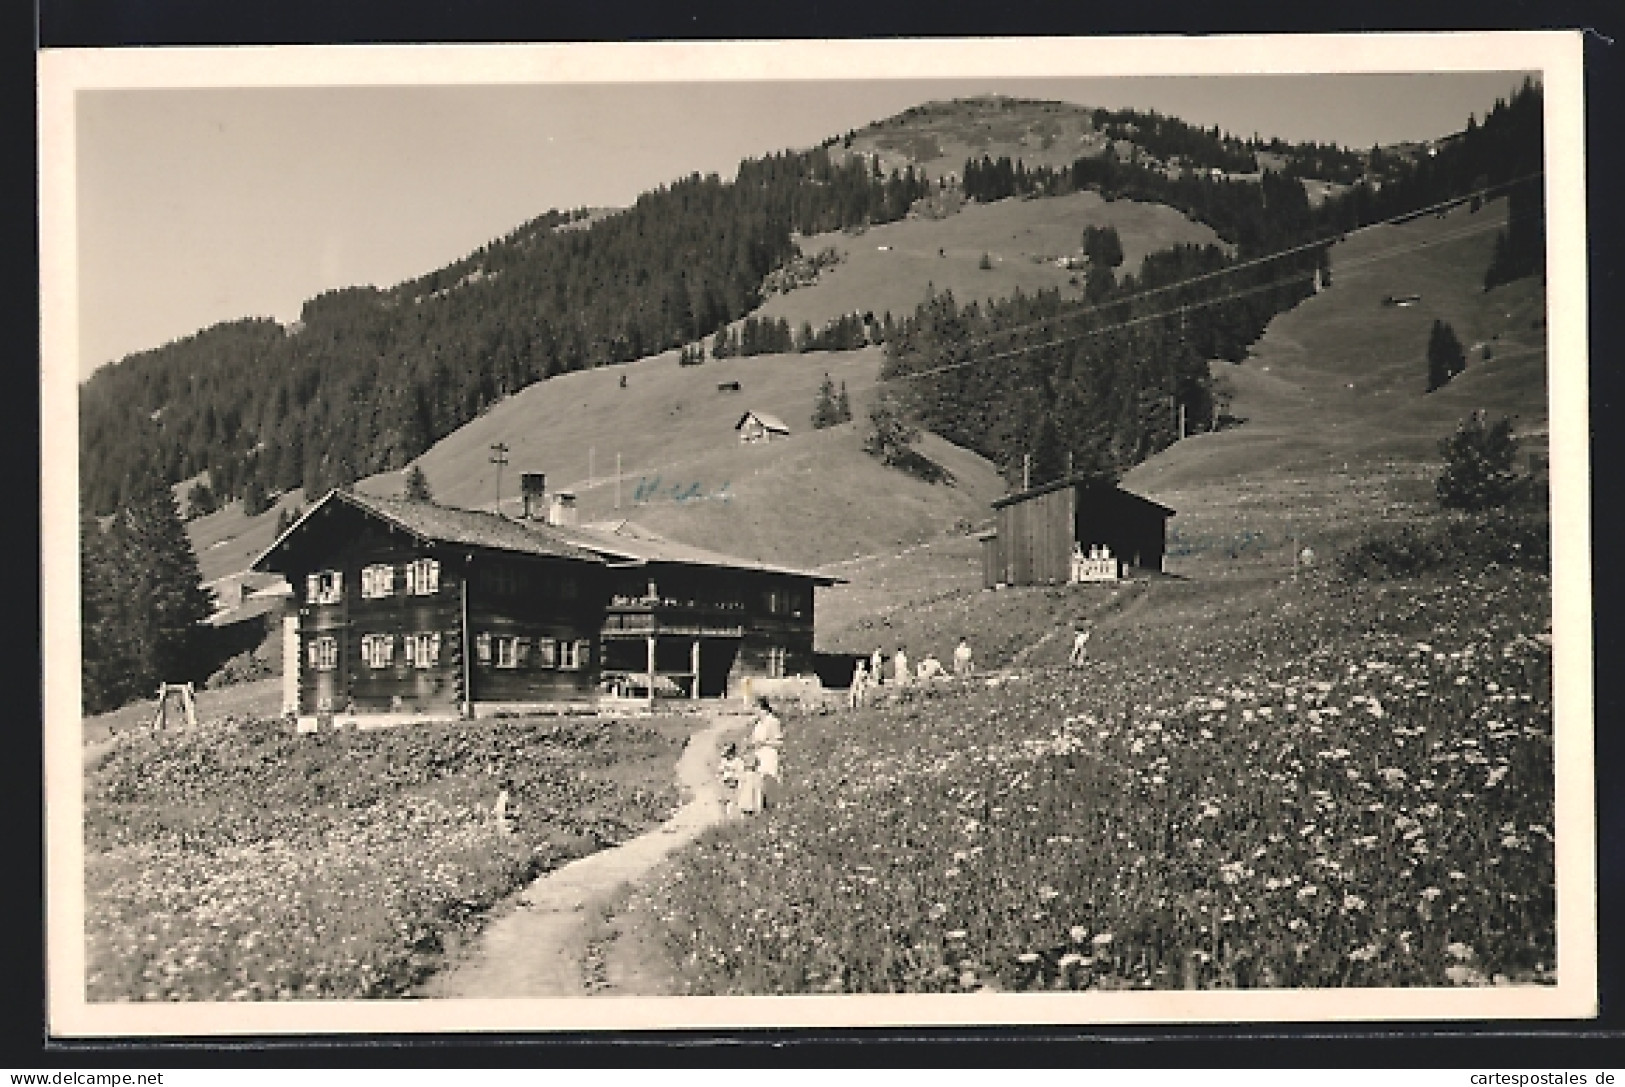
736 410 790 444
983 478 1174 588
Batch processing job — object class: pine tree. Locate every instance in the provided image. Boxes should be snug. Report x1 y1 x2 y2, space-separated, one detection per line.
86 477 215 709
184 479 216 520
1426 319 1467 392
404 464 434 503
812 373 839 429
1437 412 1526 510
863 392 919 465
80 512 136 713
241 476 269 517
1029 415 1067 485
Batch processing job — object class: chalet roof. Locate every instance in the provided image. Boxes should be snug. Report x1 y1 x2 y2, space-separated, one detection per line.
735 410 790 434
251 488 605 573
990 477 1176 517
551 520 843 585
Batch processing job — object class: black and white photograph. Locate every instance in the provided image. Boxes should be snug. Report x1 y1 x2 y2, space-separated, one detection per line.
39 34 1594 1036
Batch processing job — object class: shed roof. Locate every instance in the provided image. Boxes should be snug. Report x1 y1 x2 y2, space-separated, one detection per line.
251 488 605 573
990 477 1176 517
735 410 790 434
551 520 842 585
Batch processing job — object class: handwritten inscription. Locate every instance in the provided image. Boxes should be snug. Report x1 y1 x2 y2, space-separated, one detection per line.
632 474 733 505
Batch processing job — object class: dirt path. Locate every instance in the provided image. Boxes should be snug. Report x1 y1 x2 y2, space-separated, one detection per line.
419 711 741 999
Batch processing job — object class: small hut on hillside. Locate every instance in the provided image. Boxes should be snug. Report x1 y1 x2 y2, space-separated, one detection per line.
981 478 1175 588
736 411 791 444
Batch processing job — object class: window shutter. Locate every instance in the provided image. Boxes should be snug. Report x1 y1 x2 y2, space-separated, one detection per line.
476 631 492 664
429 632 441 665
306 574 321 603
515 638 530 667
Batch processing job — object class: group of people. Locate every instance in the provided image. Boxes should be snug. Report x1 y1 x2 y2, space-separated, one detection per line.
846 636 977 709
717 697 784 818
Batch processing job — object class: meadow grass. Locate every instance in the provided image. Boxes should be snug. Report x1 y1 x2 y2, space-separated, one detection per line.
84 713 688 1000
644 564 1553 993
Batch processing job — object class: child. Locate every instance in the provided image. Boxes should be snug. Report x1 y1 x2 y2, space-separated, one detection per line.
493 778 515 835
1069 620 1094 666
849 659 868 710
717 743 744 818
737 753 765 817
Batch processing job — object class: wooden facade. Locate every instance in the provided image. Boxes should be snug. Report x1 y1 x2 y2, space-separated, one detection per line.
983 479 1174 588
253 489 838 717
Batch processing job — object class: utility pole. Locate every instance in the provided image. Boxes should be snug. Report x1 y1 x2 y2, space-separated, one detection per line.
489 442 509 516
1022 452 1031 491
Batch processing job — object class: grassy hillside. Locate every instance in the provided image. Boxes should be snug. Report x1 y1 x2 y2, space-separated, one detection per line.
758 190 1227 331
823 195 1549 650
344 345 1004 571
1123 194 1547 576
189 185 1213 582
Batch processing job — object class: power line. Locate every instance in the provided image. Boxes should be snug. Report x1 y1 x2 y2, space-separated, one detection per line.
884 171 1544 378
888 199 1534 385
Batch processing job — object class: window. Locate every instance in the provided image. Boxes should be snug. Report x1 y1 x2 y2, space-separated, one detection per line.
475 631 492 665
405 632 441 669
308 636 338 671
767 646 787 678
361 564 395 599
493 636 529 669
306 570 343 605
361 633 395 669
534 637 557 668
559 639 589 670
406 558 440 596
763 588 788 615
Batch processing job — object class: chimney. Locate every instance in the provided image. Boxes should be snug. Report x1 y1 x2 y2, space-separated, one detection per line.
520 472 547 520
547 491 578 527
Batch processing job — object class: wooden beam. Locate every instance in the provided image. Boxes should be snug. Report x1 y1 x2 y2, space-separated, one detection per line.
646 634 656 709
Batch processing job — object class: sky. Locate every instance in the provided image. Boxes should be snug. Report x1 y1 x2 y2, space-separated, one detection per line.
74 70 1534 378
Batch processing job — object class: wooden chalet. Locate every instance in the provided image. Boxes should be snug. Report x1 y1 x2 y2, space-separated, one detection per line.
252 487 839 721
981 478 1175 588
735 410 790 444
550 520 836 699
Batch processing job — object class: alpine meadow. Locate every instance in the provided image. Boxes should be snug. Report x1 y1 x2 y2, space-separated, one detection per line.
70 73 1573 1017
